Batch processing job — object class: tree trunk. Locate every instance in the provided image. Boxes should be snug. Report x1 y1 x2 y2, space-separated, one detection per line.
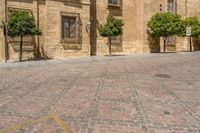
189 36 192 52
163 37 167 52
19 36 23 62
108 37 112 56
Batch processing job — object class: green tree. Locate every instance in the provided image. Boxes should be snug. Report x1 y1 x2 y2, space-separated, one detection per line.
7 10 42 61
147 13 182 52
178 17 200 52
98 14 124 56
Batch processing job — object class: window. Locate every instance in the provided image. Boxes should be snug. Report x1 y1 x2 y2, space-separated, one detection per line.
61 13 82 49
108 0 120 6
166 36 175 44
108 0 118 5
62 16 77 40
167 0 176 46
110 36 121 44
167 0 175 13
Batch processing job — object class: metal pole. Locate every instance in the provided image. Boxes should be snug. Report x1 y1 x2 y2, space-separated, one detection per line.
189 36 192 52
4 0 8 63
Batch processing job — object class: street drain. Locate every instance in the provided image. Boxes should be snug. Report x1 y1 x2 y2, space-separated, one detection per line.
155 74 171 79
164 110 171 115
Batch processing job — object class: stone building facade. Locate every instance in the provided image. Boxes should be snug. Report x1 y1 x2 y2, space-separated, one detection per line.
0 0 91 61
92 0 200 55
0 0 200 61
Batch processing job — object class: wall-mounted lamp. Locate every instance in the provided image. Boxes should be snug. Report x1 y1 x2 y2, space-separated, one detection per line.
86 21 91 34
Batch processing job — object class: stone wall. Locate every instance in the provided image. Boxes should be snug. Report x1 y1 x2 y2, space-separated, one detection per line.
122 0 144 53
138 0 200 53
0 0 90 61
94 0 110 55
6 0 38 61
43 0 91 59
94 0 200 55
94 0 147 55
145 0 200 53
1 0 200 61
94 0 164 55
142 0 165 53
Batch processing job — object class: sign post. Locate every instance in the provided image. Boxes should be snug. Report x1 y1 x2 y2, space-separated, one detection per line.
186 26 192 52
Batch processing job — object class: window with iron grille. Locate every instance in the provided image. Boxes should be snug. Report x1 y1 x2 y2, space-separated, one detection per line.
108 0 120 6
167 0 175 13
61 13 82 49
166 36 176 44
62 16 77 40
167 0 176 46
110 36 121 44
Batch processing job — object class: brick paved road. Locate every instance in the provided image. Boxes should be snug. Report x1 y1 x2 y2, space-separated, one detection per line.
0 52 200 133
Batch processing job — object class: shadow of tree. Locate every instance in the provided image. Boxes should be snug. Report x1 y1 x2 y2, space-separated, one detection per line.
192 37 200 51
147 30 160 53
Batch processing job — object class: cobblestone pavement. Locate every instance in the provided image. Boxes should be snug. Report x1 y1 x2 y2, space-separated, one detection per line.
0 52 200 133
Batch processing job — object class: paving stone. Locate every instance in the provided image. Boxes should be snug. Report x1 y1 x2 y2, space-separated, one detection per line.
0 116 29 130
173 90 200 103
95 100 140 121
13 119 66 133
92 124 144 133
142 101 199 127
0 52 200 132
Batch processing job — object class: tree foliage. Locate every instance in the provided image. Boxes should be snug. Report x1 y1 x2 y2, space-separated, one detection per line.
98 14 124 55
7 10 41 61
178 17 200 37
147 13 182 38
8 11 41 37
178 17 200 52
147 13 182 52
98 14 124 37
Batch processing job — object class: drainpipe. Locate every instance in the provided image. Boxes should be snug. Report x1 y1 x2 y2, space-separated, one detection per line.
185 0 188 17
36 0 40 58
185 0 191 52
4 0 8 63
